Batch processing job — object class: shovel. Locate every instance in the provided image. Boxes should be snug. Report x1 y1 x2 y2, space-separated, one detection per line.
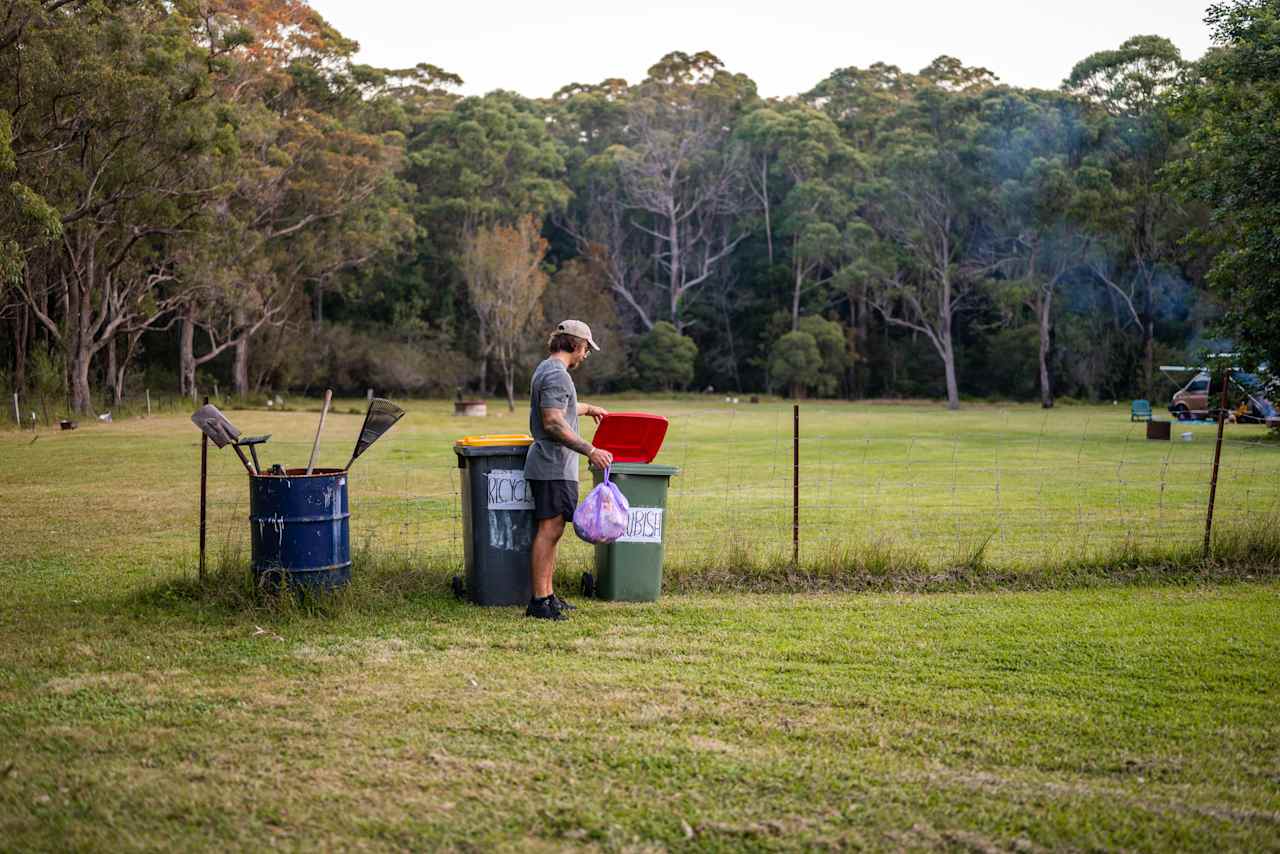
234 435 271 474
345 398 405 470
191 404 254 474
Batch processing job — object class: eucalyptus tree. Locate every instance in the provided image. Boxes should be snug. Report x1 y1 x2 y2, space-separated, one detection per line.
1065 35 1188 397
548 78 657 331
980 89 1104 407
596 52 759 332
862 58 999 410
738 103 863 331
410 90 569 241
406 90 568 388
4 0 236 412
460 216 549 410
181 0 414 396
1170 0 1280 372
0 104 61 391
803 62 913 395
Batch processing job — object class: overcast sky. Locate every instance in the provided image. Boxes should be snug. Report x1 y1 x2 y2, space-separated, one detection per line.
308 0 1214 98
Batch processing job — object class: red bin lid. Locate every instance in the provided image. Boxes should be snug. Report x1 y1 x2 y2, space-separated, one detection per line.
590 412 669 464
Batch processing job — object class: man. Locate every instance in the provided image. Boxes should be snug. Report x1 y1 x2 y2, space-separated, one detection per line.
523 319 613 620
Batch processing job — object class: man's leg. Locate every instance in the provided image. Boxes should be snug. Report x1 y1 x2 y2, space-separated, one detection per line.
531 515 566 599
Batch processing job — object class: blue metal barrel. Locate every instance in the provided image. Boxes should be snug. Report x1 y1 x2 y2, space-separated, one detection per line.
249 468 351 591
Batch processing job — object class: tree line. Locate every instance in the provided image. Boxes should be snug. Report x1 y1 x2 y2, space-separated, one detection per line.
2 0 1276 414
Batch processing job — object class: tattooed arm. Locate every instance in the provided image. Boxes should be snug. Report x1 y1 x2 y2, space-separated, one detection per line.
541 407 613 469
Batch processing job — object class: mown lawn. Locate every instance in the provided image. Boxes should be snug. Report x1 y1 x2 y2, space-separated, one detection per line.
1 398 1278 850
0 584 1277 850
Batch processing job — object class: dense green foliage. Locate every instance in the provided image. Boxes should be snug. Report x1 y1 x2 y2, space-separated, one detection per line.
632 321 698 391
1171 0 1280 372
0 1 1270 413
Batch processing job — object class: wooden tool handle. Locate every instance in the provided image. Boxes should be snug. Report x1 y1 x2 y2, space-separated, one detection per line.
305 389 333 475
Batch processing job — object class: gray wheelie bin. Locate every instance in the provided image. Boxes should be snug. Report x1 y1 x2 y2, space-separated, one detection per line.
452 434 535 606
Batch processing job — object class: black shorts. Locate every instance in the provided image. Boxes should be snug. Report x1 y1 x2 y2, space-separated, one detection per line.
529 479 579 522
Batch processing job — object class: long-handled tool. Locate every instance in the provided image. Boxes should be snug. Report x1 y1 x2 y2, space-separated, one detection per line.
191 403 254 475
305 389 333 475
345 398 405 470
234 435 271 474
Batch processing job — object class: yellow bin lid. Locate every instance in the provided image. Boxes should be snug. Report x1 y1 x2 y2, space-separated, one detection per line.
455 433 533 447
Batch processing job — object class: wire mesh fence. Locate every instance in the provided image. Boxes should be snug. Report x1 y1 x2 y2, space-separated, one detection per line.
197 404 1280 577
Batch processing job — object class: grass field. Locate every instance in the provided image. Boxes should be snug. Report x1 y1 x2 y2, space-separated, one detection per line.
2 398 1279 850
4 396 1279 579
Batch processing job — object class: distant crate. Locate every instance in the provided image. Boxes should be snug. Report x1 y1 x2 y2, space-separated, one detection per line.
453 400 487 417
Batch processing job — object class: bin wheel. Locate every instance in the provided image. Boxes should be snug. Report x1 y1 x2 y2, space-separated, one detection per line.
581 571 595 598
451 575 465 601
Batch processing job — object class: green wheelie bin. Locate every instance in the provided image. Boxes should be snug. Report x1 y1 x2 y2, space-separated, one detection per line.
579 413 679 602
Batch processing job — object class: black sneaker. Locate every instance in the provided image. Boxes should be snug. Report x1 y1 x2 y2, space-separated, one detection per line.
552 594 576 611
525 595 567 621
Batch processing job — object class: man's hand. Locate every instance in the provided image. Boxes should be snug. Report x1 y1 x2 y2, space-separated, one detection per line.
588 447 614 471
583 403 608 425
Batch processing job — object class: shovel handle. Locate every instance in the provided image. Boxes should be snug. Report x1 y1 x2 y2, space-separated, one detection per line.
231 444 255 475
305 389 332 475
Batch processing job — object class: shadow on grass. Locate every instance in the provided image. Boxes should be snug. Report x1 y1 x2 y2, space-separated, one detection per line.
132 517 1280 619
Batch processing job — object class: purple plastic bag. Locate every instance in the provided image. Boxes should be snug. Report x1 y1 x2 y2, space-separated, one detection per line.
573 467 631 544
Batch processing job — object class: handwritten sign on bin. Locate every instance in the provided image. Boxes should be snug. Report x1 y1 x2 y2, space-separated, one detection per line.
487 469 534 510
618 507 663 544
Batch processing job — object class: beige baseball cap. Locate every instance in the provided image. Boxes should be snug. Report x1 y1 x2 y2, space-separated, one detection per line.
556 319 600 351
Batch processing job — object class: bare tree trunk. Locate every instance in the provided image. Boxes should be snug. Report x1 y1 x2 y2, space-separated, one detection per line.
853 287 868 399
1143 318 1154 400
503 361 515 413
791 251 802 332
70 340 93 414
180 307 196 397
106 334 118 405
761 159 773 265
14 307 29 391
112 363 125 407
717 283 742 393
35 275 49 352
668 209 681 325
233 335 249 397
941 328 960 411
110 343 127 407
1039 290 1054 409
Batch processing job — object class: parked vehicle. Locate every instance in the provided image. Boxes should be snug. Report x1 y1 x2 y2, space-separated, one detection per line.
1168 369 1279 425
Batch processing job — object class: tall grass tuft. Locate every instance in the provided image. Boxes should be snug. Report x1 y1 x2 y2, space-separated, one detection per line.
132 514 1280 620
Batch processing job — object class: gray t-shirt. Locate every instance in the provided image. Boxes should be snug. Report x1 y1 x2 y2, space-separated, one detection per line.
525 357 580 481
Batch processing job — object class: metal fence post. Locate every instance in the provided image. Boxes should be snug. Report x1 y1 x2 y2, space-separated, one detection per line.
199 395 209 582
793 403 800 568
1203 371 1230 558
